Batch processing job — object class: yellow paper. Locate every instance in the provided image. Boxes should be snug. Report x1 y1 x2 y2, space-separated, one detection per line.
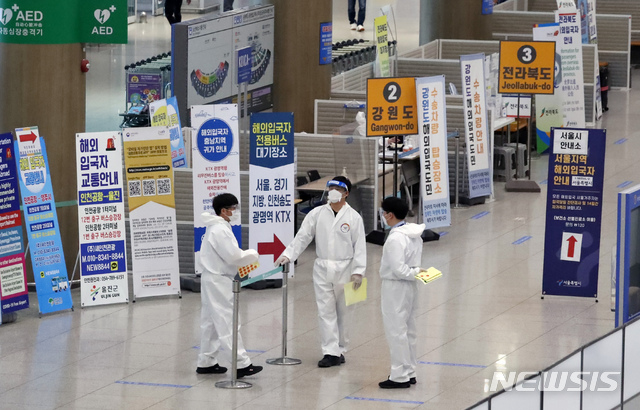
344 277 368 306
415 267 442 284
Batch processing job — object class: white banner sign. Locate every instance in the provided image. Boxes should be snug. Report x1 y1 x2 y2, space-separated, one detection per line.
76 132 129 307
249 113 295 280
190 104 241 274
415 76 451 229
460 53 492 198
123 127 180 299
556 10 586 128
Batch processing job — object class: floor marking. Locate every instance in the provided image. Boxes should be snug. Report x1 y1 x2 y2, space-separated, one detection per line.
345 396 425 405
471 211 490 220
115 381 191 389
512 236 532 245
419 361 486 369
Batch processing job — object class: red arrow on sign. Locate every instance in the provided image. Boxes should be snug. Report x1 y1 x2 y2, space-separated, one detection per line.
19 132 37 144
566 235 578 258
258 234 286 262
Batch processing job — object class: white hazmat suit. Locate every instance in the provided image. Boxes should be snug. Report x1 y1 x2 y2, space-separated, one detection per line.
281 203 366 357
197 212 259 369
379 222 425 383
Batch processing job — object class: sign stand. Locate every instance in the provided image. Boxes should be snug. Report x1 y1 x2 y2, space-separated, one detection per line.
505 93 540 192
266 263 302 365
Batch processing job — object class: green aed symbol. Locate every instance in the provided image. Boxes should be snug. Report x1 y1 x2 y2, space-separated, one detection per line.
48 298 53 304
110 261 118 271
40 271 45 278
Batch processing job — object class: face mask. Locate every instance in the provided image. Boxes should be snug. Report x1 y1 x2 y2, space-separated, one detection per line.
327 189 343 203
381 212 390 229
228 209 240 223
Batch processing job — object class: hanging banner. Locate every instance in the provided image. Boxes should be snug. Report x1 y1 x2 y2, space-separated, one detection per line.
14 127 72 314
0 133 28 318
319 22 332 65
415 76 451 229
149 98 187 169
587 0 597 43
374 15 390 78
0 0 127 44
76 132 128 307
542 128 605 298
533 23 564 153
556 10 586 128
249 112 295 281
577 0 589 44
460 53 492 198
190 104 241 274
123 127 180 299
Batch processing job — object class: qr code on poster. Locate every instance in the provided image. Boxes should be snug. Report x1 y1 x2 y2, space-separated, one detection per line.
157 178 172 195
128 180 141 197
143 179 156 196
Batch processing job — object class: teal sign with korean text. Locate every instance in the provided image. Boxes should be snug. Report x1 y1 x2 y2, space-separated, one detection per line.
0 0 127 44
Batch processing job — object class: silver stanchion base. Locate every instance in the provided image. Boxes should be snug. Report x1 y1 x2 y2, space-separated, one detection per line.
215 380 252 389
266 357 302 365
505 180 541 192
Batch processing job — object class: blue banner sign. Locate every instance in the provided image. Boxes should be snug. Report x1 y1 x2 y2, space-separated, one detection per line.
320 22 332 65
237 46 252 84
542 128 606 298
0 132 29 319
15 128 72 314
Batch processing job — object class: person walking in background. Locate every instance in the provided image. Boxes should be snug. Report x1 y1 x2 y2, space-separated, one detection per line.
165 0 191 25
348 0 366 32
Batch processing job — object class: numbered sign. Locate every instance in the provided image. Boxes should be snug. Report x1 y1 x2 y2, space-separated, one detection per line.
366 77 418 137
498 41 556 95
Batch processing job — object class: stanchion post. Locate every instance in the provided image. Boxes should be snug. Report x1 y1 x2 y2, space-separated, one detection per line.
216 280 252 389
266 263 302 365
453 135 461 208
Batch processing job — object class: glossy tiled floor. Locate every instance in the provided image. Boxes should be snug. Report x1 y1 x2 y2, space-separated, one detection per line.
2 1 638 409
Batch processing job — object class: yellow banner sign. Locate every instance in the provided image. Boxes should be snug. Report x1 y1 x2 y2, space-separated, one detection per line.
498 41 556 95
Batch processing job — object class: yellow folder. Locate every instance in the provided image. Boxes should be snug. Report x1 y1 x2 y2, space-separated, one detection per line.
415 267 442 284
344 277 368 306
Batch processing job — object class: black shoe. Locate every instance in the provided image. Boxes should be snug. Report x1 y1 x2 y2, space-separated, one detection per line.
318 354 341 367
237 364 263 378
340 354 346 364
379 378 411 389
410 377 416 385
196 364 227 374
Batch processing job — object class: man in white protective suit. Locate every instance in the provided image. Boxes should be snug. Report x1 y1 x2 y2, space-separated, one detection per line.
378 196 425 388
196 193 263 378
275 176 366 367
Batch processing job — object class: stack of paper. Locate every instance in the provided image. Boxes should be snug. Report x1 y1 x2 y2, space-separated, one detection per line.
415 267 443 284
344 277 368 306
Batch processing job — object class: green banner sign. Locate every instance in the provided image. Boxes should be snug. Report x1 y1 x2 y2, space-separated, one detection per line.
0 0 127 44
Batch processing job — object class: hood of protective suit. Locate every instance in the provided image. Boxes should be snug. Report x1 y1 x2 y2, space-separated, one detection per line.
392 223 425 238
201 212 227 226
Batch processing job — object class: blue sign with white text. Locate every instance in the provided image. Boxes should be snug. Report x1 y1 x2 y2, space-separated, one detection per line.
15 133 72 314
542 128 606 298
320 22 333 65
250 113 294 168
237 46 252 84
482 0 493 15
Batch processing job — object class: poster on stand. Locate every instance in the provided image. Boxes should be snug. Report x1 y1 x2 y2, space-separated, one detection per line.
149 98 187 168
460 53 491 198
533 23 564 153
190 104 241 274
14 127 72 315
0 133 28 318
542 128 605 298
374 15 390 78
123 127 180 299
249 113 295 281
76 132 128 307
415 76 451 229
587 0 597 43
577 0 590 44
556 9 586 128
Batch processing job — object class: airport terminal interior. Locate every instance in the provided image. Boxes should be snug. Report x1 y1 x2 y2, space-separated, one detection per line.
1 0 638 408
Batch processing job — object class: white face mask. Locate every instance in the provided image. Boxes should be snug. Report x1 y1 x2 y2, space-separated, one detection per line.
327 189 343 203
228 209 240 223
381 212 390 229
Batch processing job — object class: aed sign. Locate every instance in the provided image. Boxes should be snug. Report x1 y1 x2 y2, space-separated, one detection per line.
498 41 556 95
366 77 417 137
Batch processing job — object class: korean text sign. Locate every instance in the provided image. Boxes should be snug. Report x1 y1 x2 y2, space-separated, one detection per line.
460 54 492 198
555 10 586 128
76 132 128 307
149 97 187 169
415 76 451 229
374 15 390 77
249 112 295 280
0 0 127 44
14 127 72 314
542 128 605 298
0 133 28 317
190 104 241 274
498 41 555 94
123 127 180 299
366 77 417 137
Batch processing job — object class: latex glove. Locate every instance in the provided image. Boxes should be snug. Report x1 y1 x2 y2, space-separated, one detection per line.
274 255 290 267
410 267 422 277
351 274 363 290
